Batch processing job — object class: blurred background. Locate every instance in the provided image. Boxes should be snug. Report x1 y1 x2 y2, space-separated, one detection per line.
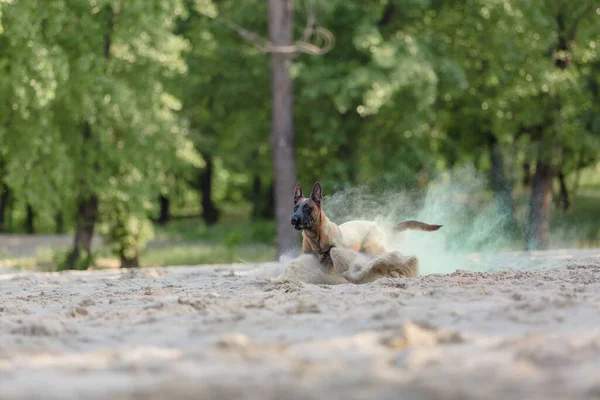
0 0 598 271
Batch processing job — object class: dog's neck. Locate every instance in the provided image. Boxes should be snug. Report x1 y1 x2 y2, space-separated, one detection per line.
302 210 343 253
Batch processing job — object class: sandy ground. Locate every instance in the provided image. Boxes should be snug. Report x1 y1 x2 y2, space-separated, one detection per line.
1 249 600 400
0 234 104 258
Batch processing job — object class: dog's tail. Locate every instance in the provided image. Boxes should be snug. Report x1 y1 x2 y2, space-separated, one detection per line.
394 220 443 233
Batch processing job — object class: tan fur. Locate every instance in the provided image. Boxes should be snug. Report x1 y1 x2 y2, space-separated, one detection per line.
395 220 443 232
294 181 442 269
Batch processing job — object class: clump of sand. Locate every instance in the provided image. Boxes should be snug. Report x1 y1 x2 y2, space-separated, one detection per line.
330 247 419 282
270 247 419 285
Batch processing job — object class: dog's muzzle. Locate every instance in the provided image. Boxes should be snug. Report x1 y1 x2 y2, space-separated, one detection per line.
291 215 309 230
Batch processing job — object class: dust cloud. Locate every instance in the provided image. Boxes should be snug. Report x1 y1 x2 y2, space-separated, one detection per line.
321 165 523 275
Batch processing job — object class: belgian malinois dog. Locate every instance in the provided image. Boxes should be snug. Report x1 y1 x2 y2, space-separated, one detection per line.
291 181 442 266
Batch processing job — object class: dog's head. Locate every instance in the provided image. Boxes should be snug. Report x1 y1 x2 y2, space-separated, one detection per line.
291 181 322 231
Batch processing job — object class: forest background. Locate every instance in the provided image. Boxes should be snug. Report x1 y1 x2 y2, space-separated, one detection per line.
0 0 598 270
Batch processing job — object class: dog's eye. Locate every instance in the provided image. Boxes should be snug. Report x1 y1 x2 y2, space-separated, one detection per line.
294 205 299 212
303 204 309 211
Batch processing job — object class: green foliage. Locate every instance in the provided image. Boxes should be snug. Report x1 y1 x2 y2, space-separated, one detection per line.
0 0 200 266
56 247 94 271
155 218 275 245
174 0 272 208
103 203 154 263
551 195 600 246
1 0 599 267
141 243 275 266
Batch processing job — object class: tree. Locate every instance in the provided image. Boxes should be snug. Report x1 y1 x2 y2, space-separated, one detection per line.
425 0 524 231
1 0 198 268
0 186 9 232
419 0 598 249
268 0 297 256
498 0 600 250
0 1 70 238
2 0 597 264
157 195 171 225
176 1 271 227
291 1 460 191
185 0 334 256
0 159 10 232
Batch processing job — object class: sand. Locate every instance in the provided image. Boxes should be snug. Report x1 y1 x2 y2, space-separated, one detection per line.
1 249 600 400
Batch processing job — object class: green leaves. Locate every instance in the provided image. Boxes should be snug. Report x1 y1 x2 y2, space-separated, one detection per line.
0 0 198 260
1 0 598 257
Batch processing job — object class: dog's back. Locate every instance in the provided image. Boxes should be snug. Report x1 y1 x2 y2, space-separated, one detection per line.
339 219 442 255
338 220 385 252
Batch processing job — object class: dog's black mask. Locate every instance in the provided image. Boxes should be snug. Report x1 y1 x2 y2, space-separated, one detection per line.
290 199 314 230
291 181 322 231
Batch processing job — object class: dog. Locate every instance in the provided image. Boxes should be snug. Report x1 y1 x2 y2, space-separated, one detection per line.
291 181 442 268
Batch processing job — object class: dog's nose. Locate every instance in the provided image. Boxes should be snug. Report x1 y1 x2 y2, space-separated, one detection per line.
291 215 299 225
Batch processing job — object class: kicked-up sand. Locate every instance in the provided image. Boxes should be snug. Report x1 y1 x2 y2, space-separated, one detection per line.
1 248 600 400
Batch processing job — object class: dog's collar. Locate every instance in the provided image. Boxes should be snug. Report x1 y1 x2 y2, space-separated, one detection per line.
319 245 333 254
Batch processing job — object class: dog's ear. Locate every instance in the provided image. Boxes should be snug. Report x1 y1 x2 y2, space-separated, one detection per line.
311 181 322 207
294 181 303 204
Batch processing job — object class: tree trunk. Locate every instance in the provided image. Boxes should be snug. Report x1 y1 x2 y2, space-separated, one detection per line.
556 169 571 211
522 162 532 186
6 193 13 231
523 9 577 250
251 176 276 220
525 162 553 250
25 204 35 234
377 3 396 27
157 195 171 225
339 140 357 184
488 137 517 231
263 181 275 219
251 175 263 220
339 113 358 184
65 196 99 269
571 167 582 200
120 249 140 268
64 4 111 269
199 153 219 225
66 123 98 270
55 211 65 234
0 186 10 232
269 0 298 257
